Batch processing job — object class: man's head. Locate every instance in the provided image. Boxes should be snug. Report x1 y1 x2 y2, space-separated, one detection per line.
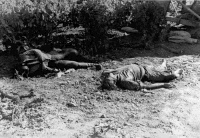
101 71 117 90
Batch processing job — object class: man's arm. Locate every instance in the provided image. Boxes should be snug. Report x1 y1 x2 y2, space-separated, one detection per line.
119 80 174 90
32 49 51 62
31 49 56 72
140 82 174 90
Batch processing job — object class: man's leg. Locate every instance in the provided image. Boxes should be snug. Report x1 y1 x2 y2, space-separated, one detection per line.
41 62 56 73
157 59 183 81
145 65 183 82
51 48 97 63
62 48 97 63
49 60 102 70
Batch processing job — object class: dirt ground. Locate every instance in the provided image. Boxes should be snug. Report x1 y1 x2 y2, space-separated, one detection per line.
0 40 200 138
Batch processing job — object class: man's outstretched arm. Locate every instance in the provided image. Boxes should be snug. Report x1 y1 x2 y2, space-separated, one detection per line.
119 80 174 90
140 82 175 90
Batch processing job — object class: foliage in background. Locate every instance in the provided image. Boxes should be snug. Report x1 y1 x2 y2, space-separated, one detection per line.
111 0 133 30
0 0 168 55
130 1 167 48
79 0 113 55
0 0 71 53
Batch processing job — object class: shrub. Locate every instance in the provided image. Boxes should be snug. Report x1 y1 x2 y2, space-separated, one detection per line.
1 2 62 53
78 0 112 55
111 1 133 29
130 1 167 48
0 10 24 53
0 0 168 56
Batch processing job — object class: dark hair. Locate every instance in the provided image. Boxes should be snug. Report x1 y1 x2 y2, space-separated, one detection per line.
101 75 117 90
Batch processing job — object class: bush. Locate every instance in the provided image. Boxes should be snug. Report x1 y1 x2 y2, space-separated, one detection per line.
0 0 168 56
0 2 63 53
78 0 112 55
111 1 133 30
0 0 112 55
130 1 167 48
0 9 25 53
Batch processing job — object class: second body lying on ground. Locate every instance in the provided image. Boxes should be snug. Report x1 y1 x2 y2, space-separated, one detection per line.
17 48 102 77
101 60 183 90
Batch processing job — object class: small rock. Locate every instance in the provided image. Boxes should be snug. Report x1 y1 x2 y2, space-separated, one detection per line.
124 122 131 126
37 128 43 131
66 99 77 107
66 102 77 107
100 114 106 118
96 92 101 95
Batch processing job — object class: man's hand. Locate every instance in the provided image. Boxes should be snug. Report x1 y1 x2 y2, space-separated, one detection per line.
163 83 175 89
53 68 59 72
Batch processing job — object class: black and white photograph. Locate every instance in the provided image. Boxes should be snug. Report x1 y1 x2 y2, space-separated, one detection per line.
0 0 200 137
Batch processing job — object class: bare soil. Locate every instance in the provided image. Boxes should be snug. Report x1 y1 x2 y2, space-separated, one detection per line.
0 41 200 138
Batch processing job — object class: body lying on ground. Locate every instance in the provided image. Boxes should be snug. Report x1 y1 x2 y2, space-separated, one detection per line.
101 60 183 90
16 48 102 77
